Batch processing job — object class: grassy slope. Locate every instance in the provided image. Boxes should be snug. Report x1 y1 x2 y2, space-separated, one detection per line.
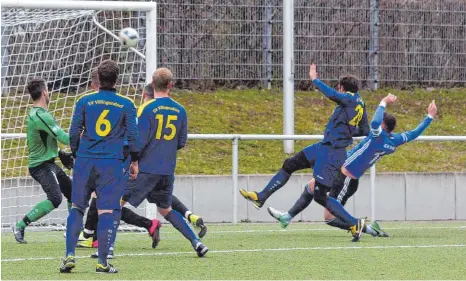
2 88 466 177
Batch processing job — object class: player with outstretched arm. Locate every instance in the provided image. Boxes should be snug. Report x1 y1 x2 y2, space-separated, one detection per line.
241 64 370 241
268 94 437 238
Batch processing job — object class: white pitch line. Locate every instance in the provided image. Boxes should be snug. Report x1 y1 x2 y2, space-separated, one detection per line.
2 244 465 263
13 225 466 238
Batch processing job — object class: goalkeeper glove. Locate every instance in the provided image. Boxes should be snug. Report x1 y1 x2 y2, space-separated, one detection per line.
58 150 74 170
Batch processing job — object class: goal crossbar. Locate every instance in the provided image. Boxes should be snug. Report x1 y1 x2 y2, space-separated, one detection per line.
1 0 157 11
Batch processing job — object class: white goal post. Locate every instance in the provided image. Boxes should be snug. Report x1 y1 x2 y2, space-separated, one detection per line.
1 0 157 230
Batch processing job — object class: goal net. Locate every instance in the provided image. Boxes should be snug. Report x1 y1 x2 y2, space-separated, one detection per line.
1 1 157 231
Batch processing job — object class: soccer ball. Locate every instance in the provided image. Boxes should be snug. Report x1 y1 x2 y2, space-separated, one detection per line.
119 27 139 48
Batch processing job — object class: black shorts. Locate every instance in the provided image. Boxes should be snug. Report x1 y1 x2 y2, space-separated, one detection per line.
282 150 315 174
124 172 174 209
329 170 359 206
28 160 72 205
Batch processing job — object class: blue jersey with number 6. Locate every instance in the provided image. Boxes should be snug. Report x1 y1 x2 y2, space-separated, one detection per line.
137 97 188 175
69 89 139 159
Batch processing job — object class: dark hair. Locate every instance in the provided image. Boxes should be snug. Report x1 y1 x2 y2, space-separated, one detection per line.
383 112 397 133
338 76 359 93
27 78 47 101
97 59 119 88
143 83 154 98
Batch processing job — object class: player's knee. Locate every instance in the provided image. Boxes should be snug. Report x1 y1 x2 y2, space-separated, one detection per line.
158 206 172 217
49 194 62 208
282 157 297 174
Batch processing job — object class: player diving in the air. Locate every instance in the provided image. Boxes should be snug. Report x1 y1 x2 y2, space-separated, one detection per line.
78 83 208 258
268 94 437 237
121 67 208 257
12 78 75 244
61 59 140 274
241 64 370 241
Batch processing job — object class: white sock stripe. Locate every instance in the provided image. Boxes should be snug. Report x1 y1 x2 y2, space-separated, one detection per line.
344 139 372 166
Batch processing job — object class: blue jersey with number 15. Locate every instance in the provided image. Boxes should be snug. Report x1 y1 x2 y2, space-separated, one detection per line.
69 89 139 159
137 97 188 175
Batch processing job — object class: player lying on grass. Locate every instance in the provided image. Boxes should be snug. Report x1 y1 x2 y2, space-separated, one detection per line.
61 59 140 274
121 67 208 257
77 83 207 254
241 64 370 241
12 78 74 244
268 94 437 237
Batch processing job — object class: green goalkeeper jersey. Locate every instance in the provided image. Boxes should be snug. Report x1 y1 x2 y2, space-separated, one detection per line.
27 107 70 168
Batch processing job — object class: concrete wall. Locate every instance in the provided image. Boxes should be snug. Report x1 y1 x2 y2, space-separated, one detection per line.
1 173 465 227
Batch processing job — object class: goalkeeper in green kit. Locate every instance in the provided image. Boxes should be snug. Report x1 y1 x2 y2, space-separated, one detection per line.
12 78 75 244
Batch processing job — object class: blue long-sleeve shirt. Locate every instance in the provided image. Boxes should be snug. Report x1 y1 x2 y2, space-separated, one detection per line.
69 89 139 159
343 104 433 178
313 79 368 148
137 97 188 175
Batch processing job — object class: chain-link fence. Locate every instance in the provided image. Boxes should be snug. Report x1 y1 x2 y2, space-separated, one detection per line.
158 0 466 89
2 0 465 91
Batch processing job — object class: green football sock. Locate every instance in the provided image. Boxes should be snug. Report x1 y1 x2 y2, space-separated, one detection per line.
67 201 72 212
16 200 55 230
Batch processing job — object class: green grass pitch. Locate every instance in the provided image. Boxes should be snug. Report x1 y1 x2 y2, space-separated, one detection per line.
2 221 466 279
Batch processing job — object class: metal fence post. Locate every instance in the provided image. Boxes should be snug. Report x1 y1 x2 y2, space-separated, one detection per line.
263 0 273 89
232 136 239 224
369 0 379 90
370 164 376 220
283 0 294 153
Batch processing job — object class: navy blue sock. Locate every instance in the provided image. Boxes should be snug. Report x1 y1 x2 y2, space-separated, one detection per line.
65 207 84 257
288 185 314 218
326 197 357 226
109 209 121 252
97 212 114 266
164 210 198 247
257 168 290 201
326 217 352 230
